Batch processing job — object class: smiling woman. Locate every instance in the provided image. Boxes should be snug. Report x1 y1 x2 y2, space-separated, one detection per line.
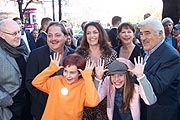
76 21 117 120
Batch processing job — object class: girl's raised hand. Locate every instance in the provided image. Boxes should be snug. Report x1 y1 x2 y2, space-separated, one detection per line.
50 52 62 67
128 56 145 78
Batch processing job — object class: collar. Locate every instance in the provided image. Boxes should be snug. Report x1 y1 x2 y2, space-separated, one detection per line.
144 39 164 56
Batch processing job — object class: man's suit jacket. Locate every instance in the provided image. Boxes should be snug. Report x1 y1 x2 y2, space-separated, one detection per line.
25 30 36 50
141 42 180 120
0 47 23 98
0 47 27 120
107 28 119 49
35 32 47 48
25 45 74 120
172 36 178 50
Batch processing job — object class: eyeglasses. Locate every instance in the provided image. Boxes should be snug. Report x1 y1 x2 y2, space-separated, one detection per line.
2 30 21 36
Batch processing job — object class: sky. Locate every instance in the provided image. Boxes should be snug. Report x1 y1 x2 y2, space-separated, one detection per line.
65 0 163 25
0 0 163 27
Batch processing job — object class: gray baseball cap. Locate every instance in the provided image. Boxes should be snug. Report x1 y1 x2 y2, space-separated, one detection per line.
108 60 128 75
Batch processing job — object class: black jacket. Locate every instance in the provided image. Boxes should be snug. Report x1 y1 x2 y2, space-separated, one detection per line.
25 45 74 120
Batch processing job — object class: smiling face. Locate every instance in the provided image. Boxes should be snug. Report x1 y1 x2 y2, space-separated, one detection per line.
86 25 99 46
47 25 67 52
65 35 72 46
118 26 134 45
63 65 80 84
173 28 180 37
0 20 21 47
140 24 163 51
110 74 126 88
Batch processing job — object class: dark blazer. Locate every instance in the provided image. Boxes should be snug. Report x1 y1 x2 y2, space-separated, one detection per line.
25 30 36 50
25 45 74 120
141 42 180 120
107 28 119 49
172 36 178 49
35 32 47 48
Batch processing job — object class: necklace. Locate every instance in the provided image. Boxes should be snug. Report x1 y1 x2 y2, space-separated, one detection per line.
61 87 68 96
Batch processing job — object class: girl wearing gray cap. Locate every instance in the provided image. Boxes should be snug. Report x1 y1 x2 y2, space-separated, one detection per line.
95 57 157 120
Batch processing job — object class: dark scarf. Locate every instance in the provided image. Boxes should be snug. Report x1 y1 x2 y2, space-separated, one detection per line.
0 37 28 58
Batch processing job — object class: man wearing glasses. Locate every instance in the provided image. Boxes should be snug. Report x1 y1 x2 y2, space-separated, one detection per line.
0 19 32 120
13 17 36 53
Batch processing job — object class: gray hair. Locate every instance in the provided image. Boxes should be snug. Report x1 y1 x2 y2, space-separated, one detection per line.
138 16 165 39
162 17 174 25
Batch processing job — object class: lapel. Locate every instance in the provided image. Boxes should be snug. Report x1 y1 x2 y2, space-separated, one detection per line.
145 42 165 71
0 47 21 74
6 54 21 74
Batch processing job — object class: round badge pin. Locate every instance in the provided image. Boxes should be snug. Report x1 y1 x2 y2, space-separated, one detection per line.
61 87 68 96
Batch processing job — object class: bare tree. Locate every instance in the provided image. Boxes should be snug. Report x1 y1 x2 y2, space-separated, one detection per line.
59 0 69 21
16 0 34 21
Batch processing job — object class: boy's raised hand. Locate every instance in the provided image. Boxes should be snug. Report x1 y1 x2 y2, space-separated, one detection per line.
85 59 95 70
50 52 62 67
78 59 95 72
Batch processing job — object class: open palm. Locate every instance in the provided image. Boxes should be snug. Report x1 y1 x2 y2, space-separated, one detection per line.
50 52 61 67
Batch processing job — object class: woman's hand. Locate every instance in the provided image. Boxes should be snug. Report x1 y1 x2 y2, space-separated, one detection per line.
50 52 62 67
117 57 135 70
128 56 145 78
95 59 108 80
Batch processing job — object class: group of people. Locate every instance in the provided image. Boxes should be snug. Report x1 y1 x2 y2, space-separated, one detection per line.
0 15 179 120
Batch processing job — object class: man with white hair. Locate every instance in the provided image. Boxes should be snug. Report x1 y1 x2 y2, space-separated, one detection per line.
139 16 180 120
162 17 177 50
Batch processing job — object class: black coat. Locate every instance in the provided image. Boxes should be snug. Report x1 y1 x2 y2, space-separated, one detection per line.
35 32 47 48
141 42 180 120
107 28 119 49
25 45 74 120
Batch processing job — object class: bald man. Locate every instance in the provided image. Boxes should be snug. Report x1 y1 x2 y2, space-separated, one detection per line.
0 19 32 120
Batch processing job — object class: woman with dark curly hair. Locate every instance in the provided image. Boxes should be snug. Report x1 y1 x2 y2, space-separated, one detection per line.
76 21 117 120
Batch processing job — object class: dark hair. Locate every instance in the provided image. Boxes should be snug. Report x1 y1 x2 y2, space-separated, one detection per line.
117 22 135 34
31 29 38 34
81 21 88 30
40 17 52 30
46 22 68 36
41 17 52 26
122 72 134 113
63 53 86 70
112 16 121 26
76 21 112 58
12 17 22 21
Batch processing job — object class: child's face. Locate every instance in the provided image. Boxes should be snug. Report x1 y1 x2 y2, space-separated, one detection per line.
63 65 80 84
110 74 126 88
